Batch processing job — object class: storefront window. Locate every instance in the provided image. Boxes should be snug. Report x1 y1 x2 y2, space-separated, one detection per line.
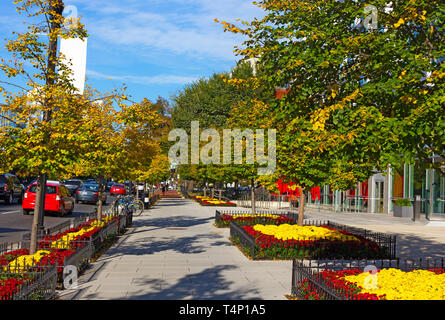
433 170 445 214
414 162 427 213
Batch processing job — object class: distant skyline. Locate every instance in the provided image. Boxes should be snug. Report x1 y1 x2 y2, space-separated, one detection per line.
0 0 264 104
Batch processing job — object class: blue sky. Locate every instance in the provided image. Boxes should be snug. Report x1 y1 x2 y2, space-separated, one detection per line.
0 0 264 104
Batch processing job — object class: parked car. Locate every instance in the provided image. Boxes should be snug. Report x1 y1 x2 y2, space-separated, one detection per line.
84 179 97 184
62 179 83 196
124 182 134 194
110 183 126 196
75 184 107 204
22 181 74 216
106 182 115 192
0 173 24 205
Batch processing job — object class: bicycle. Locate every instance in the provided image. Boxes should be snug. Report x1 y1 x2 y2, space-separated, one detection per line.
112 194 144 216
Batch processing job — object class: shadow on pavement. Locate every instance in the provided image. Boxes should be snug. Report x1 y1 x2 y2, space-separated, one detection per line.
130 265 260 300
81 265 261 300
101 232 223 258
131 215 214 230
394 233 445 260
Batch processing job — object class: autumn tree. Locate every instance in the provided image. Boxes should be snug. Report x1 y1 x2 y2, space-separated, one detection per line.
67 86 130 220
112 97 170 201
171 68 254 194
222 61 277 213
216 0 445 224
0 0 90 252
136 153 171 196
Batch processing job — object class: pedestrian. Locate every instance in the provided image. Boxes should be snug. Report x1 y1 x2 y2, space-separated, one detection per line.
162 184 166 195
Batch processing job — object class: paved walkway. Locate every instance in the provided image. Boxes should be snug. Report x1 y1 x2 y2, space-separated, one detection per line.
60 198 445 300
61 198 291 300
303 209 445 259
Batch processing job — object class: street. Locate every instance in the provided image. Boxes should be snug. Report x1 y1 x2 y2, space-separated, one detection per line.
0 195 115 243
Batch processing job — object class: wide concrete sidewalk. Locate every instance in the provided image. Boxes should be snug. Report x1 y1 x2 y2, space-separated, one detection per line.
60 198 291 300
302 209 445 260
59 198 445 300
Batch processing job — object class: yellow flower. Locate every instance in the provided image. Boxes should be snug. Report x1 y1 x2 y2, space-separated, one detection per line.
253 224 360 242
5 250 51 273
394 18 405 28
343 269 445 300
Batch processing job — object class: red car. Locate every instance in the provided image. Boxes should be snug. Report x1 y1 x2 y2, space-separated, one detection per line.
110 183 126 196
22 181 74 217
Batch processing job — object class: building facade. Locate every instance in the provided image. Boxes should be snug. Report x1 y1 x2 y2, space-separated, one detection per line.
304 160 445 217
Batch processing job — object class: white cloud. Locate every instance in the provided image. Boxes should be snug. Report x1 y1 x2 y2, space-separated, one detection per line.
68 0 264 61
86 69 199 85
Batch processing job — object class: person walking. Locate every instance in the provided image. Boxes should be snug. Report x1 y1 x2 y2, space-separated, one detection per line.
161 184 166 195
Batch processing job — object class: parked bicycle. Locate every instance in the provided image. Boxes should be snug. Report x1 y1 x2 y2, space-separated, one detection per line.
112 194 144 216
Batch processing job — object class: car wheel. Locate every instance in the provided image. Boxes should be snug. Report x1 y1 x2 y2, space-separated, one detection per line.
22 210 29 215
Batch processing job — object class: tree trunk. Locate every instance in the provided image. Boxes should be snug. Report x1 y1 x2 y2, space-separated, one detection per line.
97 176 104 221
234 180 239 197
203 185 207 197
251 178 256 214
136 181 139 200
30 2 64 254
219 189 222 201
143 181 147 200
30 174 45 254
298 188 305 226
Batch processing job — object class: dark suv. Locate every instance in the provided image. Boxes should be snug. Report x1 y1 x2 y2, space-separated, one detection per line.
62 179 83 196
0 173 24 205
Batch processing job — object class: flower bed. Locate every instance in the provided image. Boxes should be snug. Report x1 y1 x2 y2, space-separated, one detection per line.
296 266 445 300
0 214 119 299
0 277 31 300
38 215 116 250
193 195 236 207
216 213 295 228
231 223 390 259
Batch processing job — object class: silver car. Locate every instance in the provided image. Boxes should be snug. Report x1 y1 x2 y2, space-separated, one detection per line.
75 184 107 205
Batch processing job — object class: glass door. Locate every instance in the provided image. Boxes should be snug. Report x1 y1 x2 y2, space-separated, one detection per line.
375 181 384 213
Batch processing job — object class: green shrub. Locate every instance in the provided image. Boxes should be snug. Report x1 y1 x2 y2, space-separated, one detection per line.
394 198 412 207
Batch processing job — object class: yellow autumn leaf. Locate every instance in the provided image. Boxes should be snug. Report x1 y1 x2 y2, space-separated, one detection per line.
394 18 405 28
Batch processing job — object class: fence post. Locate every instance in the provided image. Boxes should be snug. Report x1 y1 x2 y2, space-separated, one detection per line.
252 234 256 261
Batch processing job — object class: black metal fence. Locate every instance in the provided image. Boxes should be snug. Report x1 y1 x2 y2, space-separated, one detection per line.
215 209 299 227
0 212 132 300
303 220 397 260
291 258 445 300
228 219 396 260
229 221 256 260
1 263 59 300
